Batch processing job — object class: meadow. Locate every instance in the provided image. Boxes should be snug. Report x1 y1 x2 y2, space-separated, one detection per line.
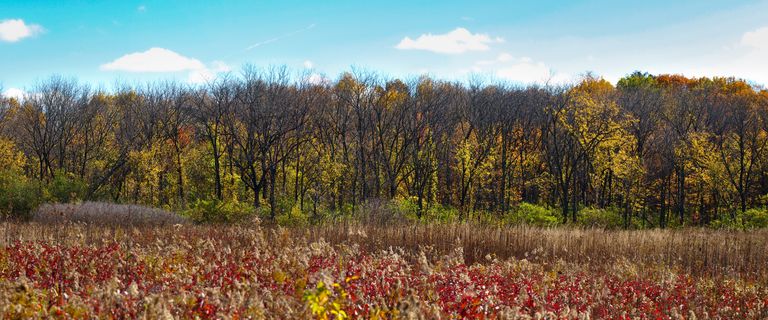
1 208 767 319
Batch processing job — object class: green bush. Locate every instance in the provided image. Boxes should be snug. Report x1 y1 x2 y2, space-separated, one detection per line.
426 204 460 223
506 202 559 227
712 208 768 229
394 198 459 223
276 204 309 227
46 170 87 203
0 171 43 220
709 215 739 230
742 208 768 228
393 197 419 217
577 207 623 229
182 198 256 223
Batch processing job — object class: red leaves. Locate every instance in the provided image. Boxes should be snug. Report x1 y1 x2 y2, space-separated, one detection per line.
1 240 767 318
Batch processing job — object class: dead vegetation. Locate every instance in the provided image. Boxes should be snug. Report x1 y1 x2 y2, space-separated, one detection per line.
3 221 766 282
31 202 189 226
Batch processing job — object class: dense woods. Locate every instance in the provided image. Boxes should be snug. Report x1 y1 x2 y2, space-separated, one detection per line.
2 69 768 227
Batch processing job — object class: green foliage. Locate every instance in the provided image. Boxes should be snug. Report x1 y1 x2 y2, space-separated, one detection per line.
182 198 255 223
392 197 418 216
422 204 460 223
709 216 738 230
0 139 41 219
0 171 42 220
276 203 309 227
505 202 560 227
303 281 348 320
742 208 768 228
577 207 624 229
395 198 459 223
617 71 658 90
711 208 768 230
46 170 87 203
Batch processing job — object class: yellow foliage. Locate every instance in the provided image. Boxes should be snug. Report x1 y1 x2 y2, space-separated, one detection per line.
0 138 26 174
303 281 348 320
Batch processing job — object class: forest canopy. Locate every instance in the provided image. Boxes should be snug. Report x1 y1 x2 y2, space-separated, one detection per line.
2 69 767 228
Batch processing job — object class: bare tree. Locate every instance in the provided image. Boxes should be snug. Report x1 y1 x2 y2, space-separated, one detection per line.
18 76 86 180
192 76 236 200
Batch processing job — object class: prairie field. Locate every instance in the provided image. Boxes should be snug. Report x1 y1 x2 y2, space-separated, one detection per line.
1 220 767 319
6 1 768 319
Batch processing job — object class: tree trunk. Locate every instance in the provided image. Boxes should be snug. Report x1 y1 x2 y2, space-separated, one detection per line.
269 166 277 220
175 145 185 209
211 137 223 200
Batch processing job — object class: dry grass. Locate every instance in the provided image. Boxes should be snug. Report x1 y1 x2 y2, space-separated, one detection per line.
296 223 768 281
31 202 189 226
1 221 766 318
2 220 766 282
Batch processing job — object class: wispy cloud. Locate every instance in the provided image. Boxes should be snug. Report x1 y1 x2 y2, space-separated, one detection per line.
188 61 231 84
684 25 768 85
741 26 768 50
469 52 571 84
395 27 503 54
245 23 316 50
137 5 146 13
0 19 44 43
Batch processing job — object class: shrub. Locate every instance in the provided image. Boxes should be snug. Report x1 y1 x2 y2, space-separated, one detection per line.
577 207 624 229
392 198 459 223
506 202 559 227
0 139 40 220
33 202 188 225
46 170 87 203
276 204 309 227
0 171 42 220
183 199 256 223
424 204 460 223
712 208 768 229
742 208 768 228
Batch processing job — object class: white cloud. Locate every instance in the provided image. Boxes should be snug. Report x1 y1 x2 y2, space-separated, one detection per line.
137 5 146 12
741 26 768 50
100 48 205 72
395 28 503 54
496 60 549 81
187 70 214 84
682 26 768 85
476 52 515 66
188 61 232 84
306 73 326 85
2 88 24 101
470 52 571 84
209 61 231 73
303 60 314 69
497 52 514 62
0 19 43 42
101 48 231 84
497 61 570 84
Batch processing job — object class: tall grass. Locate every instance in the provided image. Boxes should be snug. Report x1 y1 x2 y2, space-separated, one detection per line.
296 223 768 281
2 219 766 282
31 202 189 226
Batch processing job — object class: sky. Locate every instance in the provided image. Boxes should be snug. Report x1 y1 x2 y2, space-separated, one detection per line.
2 0 768 98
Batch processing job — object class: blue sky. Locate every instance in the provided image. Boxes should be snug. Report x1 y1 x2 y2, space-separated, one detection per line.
2 0 768 97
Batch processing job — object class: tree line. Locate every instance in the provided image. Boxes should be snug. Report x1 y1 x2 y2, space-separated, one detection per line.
1 67 768 227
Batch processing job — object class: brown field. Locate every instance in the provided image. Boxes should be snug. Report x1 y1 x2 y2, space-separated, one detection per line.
1 219 767 318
